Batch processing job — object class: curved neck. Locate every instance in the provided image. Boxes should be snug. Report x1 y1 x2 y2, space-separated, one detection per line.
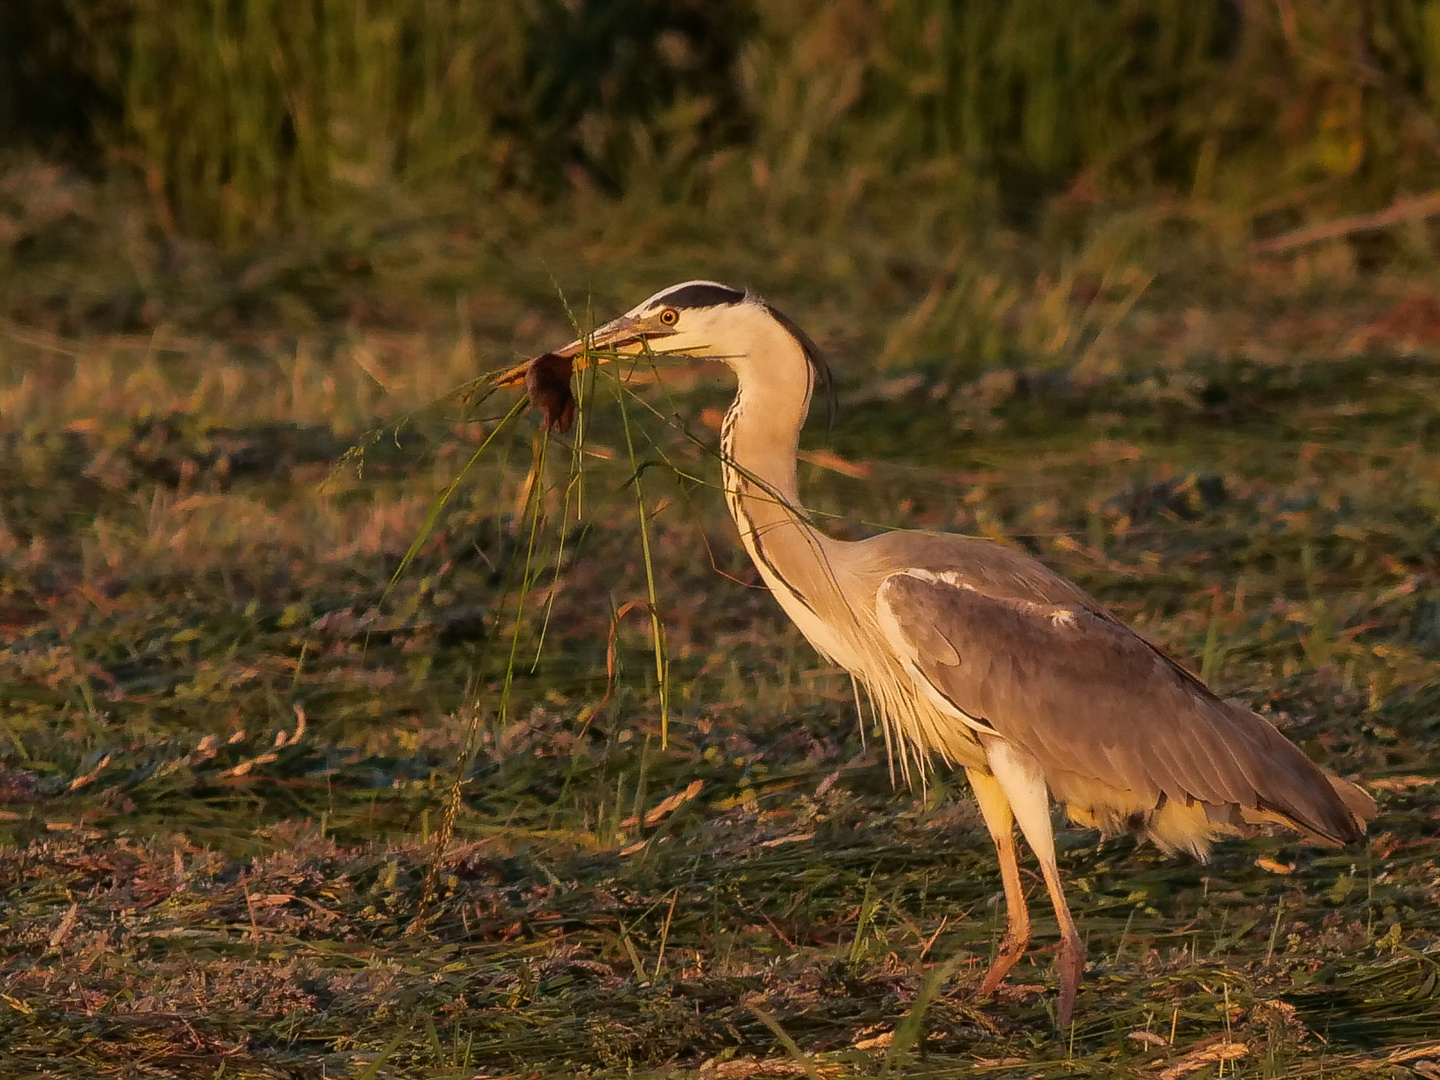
721 376 805 508
712 317 962 783
720 355 839 616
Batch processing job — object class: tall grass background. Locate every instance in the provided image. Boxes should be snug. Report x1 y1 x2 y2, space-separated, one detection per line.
7 0 1440 243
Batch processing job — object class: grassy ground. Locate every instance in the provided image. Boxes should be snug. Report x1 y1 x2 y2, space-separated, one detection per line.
3 171 1440 1077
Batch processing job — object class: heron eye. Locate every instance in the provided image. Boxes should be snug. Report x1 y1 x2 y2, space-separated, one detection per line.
659 308 679 326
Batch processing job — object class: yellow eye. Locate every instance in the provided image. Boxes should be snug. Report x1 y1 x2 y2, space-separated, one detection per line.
659 308 679 326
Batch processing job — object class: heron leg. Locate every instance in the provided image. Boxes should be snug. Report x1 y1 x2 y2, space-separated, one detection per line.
966 766 1031 998
984 741 1085 1031
1033 838 1085 1031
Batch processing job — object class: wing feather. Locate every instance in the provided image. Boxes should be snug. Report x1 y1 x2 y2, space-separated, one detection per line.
875 570 1367 845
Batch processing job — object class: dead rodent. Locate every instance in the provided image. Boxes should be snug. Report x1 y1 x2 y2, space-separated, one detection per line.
524 351 576 433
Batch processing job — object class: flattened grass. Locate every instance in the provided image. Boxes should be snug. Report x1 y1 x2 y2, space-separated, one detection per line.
3 199 1440 1076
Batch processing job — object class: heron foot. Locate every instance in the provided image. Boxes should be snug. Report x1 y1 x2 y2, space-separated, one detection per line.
976 932 1029 999
1054 930 1086 1032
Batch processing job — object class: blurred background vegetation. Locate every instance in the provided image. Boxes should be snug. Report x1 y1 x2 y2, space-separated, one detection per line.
3 0 1439 243
7 0 1440 387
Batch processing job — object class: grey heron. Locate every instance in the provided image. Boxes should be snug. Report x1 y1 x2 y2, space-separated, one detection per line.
524 280 1377 1028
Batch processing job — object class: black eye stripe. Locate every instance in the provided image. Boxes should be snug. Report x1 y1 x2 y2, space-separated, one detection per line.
652 282 746 310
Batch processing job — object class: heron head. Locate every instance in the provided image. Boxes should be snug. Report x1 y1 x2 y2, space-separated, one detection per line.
550 280 834 419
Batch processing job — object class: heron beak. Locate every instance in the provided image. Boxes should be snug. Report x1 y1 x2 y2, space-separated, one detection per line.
554 312 675 359
493 313 675 388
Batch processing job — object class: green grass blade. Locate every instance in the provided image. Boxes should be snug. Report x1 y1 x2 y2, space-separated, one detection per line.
750 1004 826 1080
611 366 670 747
381 396 527 606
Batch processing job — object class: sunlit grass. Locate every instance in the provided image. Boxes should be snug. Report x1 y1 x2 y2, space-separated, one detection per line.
3 180 1440 1075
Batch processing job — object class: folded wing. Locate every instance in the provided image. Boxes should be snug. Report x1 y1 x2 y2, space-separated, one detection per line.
876 569 1373 850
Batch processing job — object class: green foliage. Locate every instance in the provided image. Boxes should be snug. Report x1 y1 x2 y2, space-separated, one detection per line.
11 1 1440 240
100 0 533 240
45 0 749 239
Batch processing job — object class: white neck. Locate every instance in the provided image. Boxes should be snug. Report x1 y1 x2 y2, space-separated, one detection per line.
716 321 842 641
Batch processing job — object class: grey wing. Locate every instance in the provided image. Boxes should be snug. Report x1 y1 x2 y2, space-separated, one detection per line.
874 569 1365 845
